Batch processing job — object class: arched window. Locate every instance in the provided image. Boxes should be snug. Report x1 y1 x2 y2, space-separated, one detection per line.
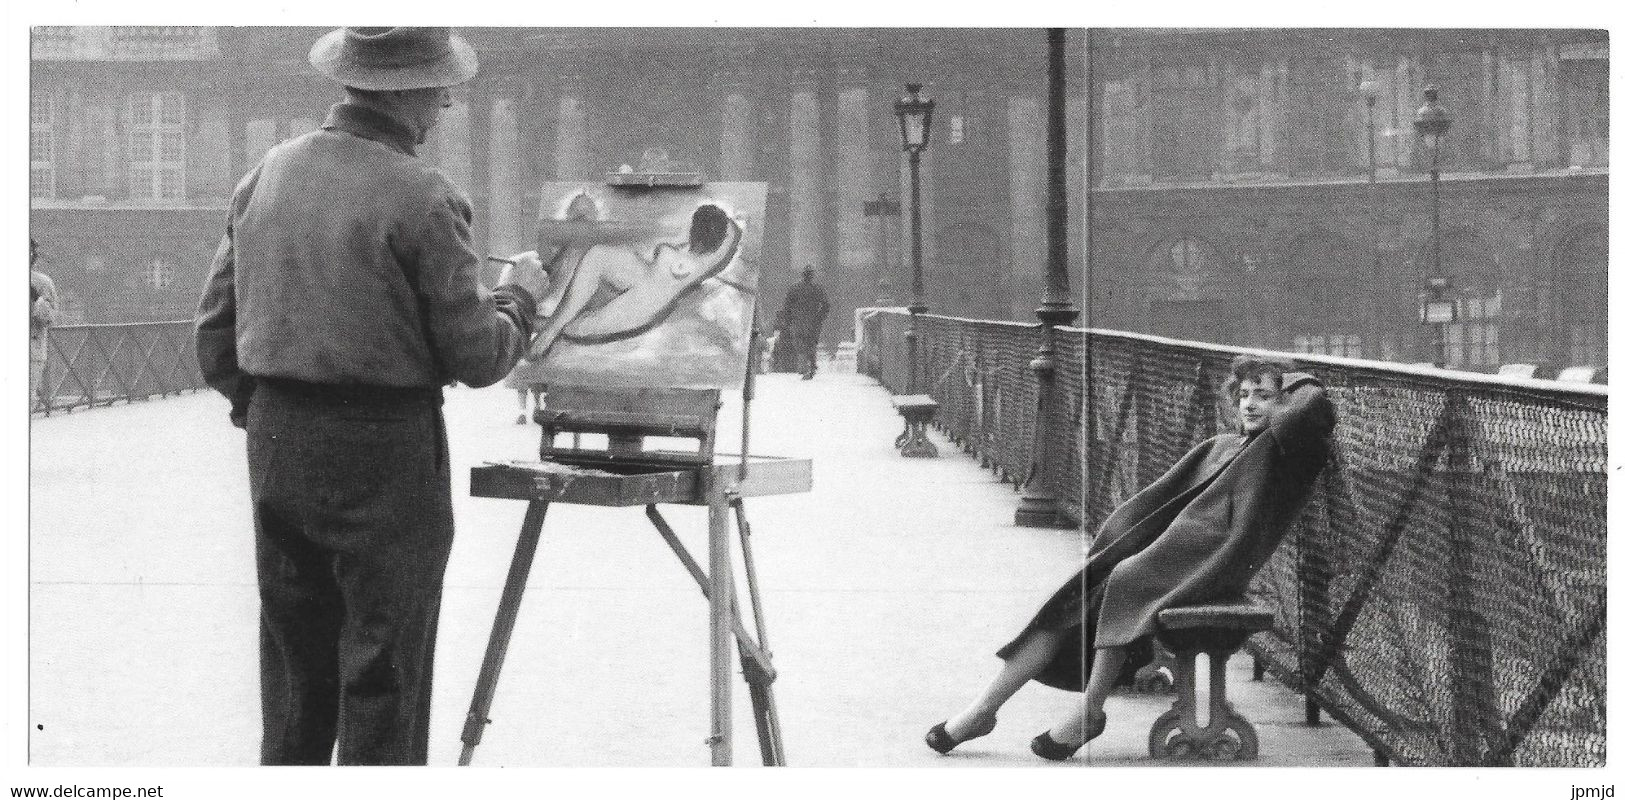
1438 230 1502 369
1145 236 1233 344
1165 236 1220 298
1283 230 1362 357
146 257 177 290
1555 228 1606 368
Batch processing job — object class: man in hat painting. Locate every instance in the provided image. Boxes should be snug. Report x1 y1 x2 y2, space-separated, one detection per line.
195 27 549 765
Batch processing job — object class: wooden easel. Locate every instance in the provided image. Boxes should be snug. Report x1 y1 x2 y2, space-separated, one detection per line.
457 326 808 766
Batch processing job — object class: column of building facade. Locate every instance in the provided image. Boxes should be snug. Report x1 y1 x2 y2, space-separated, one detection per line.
715 65 756 182
553 70 590 181
192 78 232 202
1257 58 1287 176
485 81 524 260
1528 38 1561 166
1393 53 1416 170
787 64 826 285
1065 33 1091 320
1006 89 1047 321
832 64 875 326
428 93 474 196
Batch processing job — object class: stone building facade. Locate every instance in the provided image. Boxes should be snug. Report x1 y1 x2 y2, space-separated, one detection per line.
28 27 1607 373
1089 29 1607 372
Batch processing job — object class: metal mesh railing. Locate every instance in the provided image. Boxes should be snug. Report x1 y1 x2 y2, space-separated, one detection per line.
1091 330 1606 767
861 312 1606 767
34 321 206 414
860 309 1082 522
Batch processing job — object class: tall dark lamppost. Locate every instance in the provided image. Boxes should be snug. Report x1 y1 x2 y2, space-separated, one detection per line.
1360 79 1380 358
891 83 939 458
1413 85 1455 367
1014 28 1083 528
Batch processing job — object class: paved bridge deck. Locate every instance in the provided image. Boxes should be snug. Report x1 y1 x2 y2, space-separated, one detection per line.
28 372 1371 768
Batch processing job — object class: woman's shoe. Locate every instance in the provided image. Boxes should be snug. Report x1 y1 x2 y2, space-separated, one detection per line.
925 713 996 755
1030 731 1082 761
1030 712 1105 761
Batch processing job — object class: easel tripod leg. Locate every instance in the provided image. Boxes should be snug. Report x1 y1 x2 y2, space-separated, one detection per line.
731 498 785 766
458 499 549 766
648 503 784 766
708 486 734 766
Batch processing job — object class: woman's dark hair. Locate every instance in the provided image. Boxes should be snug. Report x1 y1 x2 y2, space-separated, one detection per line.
688 204 731 254
1222 355 1296 405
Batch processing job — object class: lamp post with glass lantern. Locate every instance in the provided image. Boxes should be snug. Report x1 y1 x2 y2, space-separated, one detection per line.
1014 27 1083 528
891 83 939 457
1413 85 1454 367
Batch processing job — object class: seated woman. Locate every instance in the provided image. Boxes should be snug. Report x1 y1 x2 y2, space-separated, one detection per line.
926 355 1336 761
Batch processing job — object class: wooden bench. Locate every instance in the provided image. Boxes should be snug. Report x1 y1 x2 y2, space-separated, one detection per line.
891 394 939 458
1147 602 1275 761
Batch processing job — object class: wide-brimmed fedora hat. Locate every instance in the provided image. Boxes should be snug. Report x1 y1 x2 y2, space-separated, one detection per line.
309 27 478 91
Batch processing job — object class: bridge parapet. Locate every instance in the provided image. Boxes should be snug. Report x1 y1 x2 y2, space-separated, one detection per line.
35 320 205 415
860 309 1607 767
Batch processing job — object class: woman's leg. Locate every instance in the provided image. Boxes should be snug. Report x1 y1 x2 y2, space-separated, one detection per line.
942 628 1064 738
1032 645 1121 747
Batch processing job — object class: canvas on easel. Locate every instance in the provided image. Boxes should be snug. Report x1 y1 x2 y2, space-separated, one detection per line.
521 181 768 388
461 177 804 768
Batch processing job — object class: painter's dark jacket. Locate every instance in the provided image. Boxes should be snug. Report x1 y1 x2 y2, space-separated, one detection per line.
195 102 535 424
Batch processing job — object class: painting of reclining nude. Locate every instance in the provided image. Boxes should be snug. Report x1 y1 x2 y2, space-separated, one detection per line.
517 182 767 389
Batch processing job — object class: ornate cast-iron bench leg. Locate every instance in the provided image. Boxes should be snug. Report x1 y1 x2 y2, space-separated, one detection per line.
1147 603 1275 762
892 395 939 458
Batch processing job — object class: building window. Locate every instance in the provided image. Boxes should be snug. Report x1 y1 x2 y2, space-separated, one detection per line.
1436 230 1502 369
1560 55 1607 168
1556 228 1606 368
1165 237 1220 297
1286 58 1358 176
1283 230 1361 355
1414 51 1491 172
31 92 55 198
1296 334 1363 359
32 26 75 58
146 257 177 290
110 27 203 59
1145 61 1219 178
128 92 186 201
1444 290 1501 368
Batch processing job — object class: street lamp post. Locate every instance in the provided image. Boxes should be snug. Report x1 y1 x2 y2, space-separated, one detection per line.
896 84 934 394
1413 85 1454 367
1014 27 1083 528
892 82 939 458
1360 79 1380 359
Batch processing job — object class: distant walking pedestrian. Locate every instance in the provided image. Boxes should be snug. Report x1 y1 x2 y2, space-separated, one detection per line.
774 266 829 379
926 357 1335 760
194 27 549 766
30 238 59 413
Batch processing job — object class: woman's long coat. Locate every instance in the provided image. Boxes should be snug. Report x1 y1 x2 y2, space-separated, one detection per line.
1004 372 1336 691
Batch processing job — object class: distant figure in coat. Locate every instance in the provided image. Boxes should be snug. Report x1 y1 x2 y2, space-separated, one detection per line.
30 238 59 412
926 356 1336 761
774 266 830 379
